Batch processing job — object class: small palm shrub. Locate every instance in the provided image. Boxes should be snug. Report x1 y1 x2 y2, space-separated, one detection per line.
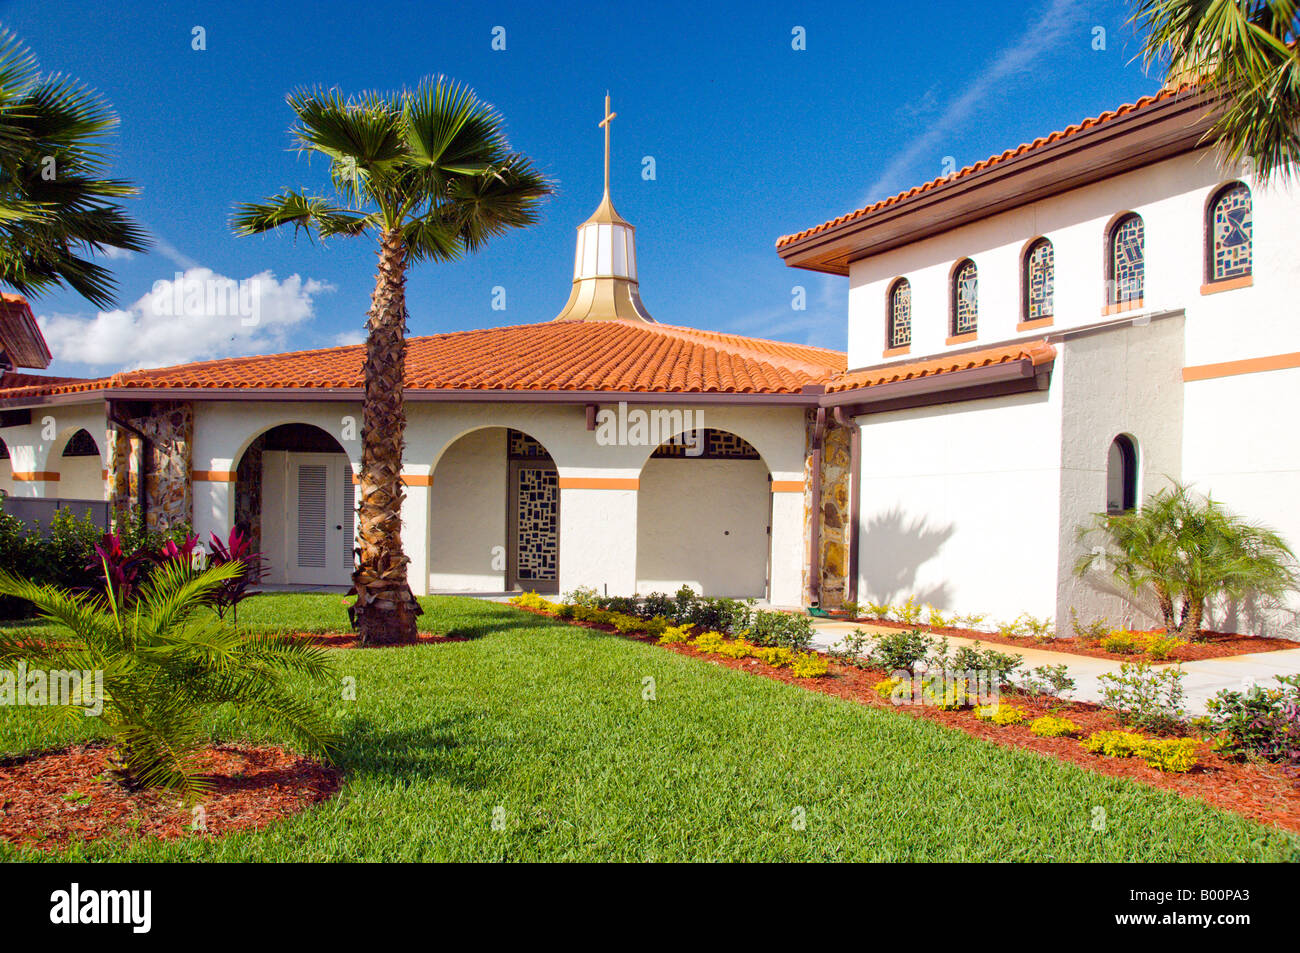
1076 482 1298 639
0 559 339 797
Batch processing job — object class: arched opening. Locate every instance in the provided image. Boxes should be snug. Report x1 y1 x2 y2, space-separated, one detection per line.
234 423 354 587
428 427 559 594
1106 434 1138 515
57 428 103 500
636 428 770 598
0 437 10 497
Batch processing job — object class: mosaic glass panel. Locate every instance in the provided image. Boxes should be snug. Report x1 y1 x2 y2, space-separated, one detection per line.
508 429 553 460
651 429 760 459
515 466 558 582
888 280 911 348
1111 215 1144 303
1211 184 1252 281
1025 240 1054 320
952 260 978 335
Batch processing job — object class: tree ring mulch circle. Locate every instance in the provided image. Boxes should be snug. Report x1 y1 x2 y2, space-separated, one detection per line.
289 631 471 648
0 743 341 852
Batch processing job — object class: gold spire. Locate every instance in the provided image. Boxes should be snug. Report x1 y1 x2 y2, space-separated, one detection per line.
552 93 654 323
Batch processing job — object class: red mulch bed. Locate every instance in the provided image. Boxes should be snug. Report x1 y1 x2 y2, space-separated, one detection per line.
839 616 1297 664
0 744 341 852
290 631 469 649
515 605 1300 834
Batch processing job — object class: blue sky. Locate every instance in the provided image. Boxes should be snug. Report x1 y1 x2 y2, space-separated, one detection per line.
8 0 1162 376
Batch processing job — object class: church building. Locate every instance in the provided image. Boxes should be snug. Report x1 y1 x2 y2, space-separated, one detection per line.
0 87 1296 634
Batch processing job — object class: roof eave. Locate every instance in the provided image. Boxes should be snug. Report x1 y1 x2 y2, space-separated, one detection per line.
778 91 1219 275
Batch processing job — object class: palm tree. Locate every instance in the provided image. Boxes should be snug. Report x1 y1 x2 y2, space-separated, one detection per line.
1133 1 1300 181
233 80 550 645
0 29 147 307
1076 482 1298 638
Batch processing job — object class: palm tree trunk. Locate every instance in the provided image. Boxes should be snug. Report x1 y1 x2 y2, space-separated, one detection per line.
351 228 421 645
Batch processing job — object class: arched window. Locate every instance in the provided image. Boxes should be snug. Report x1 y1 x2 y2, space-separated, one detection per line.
61 428 100 457
951 259 978 336
1023 238 1054 320
887 278 911 349
1108 214 1144 304
1208 182 1252 282
1106 434 1138 515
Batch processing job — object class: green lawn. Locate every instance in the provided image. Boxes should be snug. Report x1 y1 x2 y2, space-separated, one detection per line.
1 595 1295 861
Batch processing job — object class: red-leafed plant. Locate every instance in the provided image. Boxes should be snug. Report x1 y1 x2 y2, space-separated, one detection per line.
207 527 264 628
87 532 154 606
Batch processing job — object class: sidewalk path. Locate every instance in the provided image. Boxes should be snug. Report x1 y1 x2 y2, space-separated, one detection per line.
809 620 1300 716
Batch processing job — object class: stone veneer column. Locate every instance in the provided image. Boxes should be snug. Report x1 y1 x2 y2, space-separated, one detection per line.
105 401 194 533
800 410 852 608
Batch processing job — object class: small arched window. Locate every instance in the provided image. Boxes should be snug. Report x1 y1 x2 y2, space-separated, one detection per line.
887 278 911 349
951 259 978 336
1106 434 1138 515
61 428 100 457
1108 214 1144 304
1024 238 1054 320
1208 182 1252 282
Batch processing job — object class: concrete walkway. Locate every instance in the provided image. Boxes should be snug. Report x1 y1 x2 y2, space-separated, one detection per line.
809 620 1300 716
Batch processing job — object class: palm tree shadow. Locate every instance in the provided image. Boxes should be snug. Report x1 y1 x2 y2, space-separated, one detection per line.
860 506 956 606
337 716 491 792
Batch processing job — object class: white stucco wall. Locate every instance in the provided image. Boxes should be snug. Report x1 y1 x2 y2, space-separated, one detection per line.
427 428 508 592
636 458 770 597
854 382 1063 623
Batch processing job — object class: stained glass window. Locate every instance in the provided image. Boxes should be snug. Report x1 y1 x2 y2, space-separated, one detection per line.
1110 214 1144 304
1210 183 1252 281
1024 239 1054 320
952 259 977 335
888 279 911 349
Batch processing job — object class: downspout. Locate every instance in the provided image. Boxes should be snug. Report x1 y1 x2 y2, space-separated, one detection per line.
832 406 862 606
106 401 149 528
806 407 826 607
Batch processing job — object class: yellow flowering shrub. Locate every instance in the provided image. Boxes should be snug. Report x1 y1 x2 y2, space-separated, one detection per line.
874 677 903 698
714 638 757 659
608 612 647 634
1080 729 1147 758
923 677 972 710
656 624 693 645
509 592 560 613
754 646 796 668
1029 715 1080 738
975 704 1028 725
689 631 728 653
643 616 669 637
1135 738 1200 773
790 652 829 678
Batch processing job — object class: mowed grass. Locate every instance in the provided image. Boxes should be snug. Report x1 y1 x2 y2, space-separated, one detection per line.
0 595 1296 861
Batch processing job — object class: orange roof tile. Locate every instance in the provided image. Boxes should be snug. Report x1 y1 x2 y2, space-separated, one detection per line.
776 86 1197 250
824 340 1056 394
0 320 846 401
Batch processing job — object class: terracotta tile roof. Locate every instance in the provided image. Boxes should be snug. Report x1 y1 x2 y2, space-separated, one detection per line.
0 293 53 369
776 86 1197 249
0 320 846 400
823 340 1056 394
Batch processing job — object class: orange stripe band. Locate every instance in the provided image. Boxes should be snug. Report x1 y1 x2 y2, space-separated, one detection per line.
10 471 59 482
1183 351 1300 382
191 470 237 482
557 477 639 490
770 480 804 493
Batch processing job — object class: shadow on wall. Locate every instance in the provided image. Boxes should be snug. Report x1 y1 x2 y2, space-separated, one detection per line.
859 506 955 607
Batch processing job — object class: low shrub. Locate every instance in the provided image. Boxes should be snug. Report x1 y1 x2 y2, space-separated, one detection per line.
1097 662 1186 732
671 584 699 624
656 624 693 645
840 601 862 620
1136 738 1200 773
691 597 753 635
689 630 727 653
826 629 872 668
863 600 893 621
714 637 756 660
974 704 1028 725
1015 663 1076 699
925 605 950 629
642 616 669 637
608 612 646 634
640 591 675 620
1070 608 1111 643
874 676 904 699
1207 675 1300 769
948 642 1023 687
563 586 601 607
1029 715 1080 738
1099 629 1146 654
746 610 814 651
866 629 937 673
922 676 972 710
1081 729 1148 758
754 645 796 668
894 595 924 626
509 591 559 613
598 595 641 616
790 651 830 679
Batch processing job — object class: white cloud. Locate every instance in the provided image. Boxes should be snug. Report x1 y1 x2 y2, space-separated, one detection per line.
38 268 334 372
863 0 1085 202
332 329 366 347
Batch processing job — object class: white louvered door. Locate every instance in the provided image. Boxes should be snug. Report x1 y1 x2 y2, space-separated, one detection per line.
287 453 353 586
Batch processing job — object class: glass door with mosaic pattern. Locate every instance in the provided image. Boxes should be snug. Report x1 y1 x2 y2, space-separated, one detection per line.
508 460 559 593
